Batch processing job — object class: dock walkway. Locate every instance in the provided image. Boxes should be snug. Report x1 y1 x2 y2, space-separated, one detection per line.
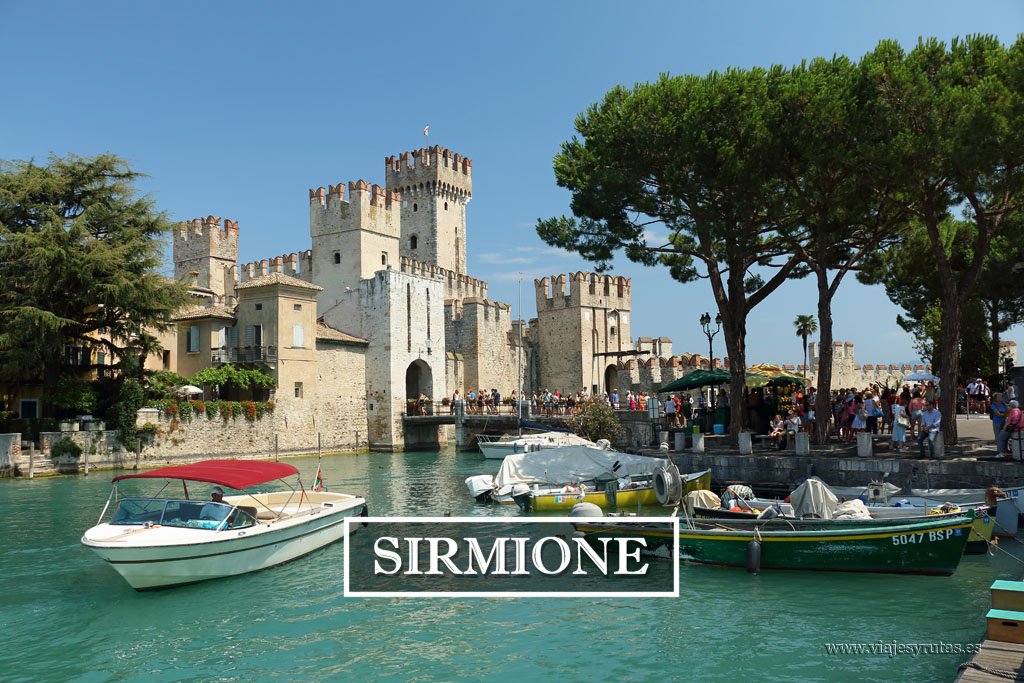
957 640 1024 681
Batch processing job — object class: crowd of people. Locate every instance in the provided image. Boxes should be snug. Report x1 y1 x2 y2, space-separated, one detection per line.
443 375 1022 457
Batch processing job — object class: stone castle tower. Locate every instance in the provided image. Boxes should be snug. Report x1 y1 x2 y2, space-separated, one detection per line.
308 180 402 312
173 216 239 300
386 147 472 274
534 273 632 394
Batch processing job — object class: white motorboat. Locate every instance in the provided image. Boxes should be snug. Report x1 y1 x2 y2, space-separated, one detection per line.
476 430 596 459
82 459 367 590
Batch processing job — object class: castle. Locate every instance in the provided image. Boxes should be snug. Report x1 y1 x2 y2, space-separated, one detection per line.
171 146 693 450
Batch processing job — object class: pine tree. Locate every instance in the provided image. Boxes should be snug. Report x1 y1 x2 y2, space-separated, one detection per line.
0 154 188 412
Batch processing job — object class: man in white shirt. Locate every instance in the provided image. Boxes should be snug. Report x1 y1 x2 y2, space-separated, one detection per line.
918 401 942 459
664 394 678 426
200 486 231 522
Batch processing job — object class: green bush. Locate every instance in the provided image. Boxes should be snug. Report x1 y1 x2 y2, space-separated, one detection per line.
568 397 623 444
111 380 146 448
51 436 82 460
47 379 98 413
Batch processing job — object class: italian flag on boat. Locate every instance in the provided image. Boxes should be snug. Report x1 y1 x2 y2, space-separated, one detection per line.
312 464 326 492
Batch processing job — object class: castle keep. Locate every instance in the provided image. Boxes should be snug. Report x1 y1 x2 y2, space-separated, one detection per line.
170 146 688 451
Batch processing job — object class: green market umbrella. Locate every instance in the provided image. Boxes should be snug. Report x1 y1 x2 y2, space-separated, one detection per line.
658 369 730 393
659 367 805 393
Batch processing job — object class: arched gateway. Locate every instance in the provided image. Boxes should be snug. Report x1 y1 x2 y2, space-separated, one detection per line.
405 360 433 415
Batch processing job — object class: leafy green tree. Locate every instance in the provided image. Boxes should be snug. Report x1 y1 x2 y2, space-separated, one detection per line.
792 315 818 379
860 36 1024 443
777 56 908 443
568 397 623 444
0 154 188 411
860 217 1019 383
46 378 98 414
538 69 804 440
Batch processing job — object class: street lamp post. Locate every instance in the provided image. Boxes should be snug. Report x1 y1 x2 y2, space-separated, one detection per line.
700 311 722 432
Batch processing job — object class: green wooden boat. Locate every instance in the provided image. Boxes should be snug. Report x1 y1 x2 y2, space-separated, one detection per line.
574 509 975 576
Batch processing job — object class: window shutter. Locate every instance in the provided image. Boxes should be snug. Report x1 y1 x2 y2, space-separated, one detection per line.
293 324 303 348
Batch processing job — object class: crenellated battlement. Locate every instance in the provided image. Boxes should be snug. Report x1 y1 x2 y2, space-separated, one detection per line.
385 146 472 199
309 180 400 210
399 256 488 300
535 272 631 311
176 215 240 244
173 215 240 297
240 250 313 282
309 179 402 241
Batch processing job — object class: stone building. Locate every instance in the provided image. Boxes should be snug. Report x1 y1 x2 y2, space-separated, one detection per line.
164 146 720 451
170 147 508 451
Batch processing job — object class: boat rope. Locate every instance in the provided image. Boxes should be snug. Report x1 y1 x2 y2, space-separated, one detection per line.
957 661 1024 680
987 538 1024 566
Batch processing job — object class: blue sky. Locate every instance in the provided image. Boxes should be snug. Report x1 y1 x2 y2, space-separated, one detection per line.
2 1 1022 367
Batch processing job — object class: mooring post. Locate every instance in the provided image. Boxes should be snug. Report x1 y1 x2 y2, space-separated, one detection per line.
275 433 279 462
135 439 141 470
28 442 34 479
455 399 465 449
318 432 321 459
83 442 89 476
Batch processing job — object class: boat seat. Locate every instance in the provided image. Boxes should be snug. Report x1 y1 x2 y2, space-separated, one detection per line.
256 509 279 520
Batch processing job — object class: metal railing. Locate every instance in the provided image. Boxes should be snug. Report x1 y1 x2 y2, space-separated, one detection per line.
212 346 278 364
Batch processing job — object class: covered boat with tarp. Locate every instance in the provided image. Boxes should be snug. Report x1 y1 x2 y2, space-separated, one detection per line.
465 445 709 511
81 459 367 590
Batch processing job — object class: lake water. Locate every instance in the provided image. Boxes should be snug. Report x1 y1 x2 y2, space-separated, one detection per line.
1 449 1020 682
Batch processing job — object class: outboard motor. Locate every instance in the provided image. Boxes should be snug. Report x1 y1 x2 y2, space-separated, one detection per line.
465 475 497 504
511 483 532 512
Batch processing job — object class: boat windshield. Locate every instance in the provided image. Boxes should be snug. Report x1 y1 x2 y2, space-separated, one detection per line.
111 498 256 530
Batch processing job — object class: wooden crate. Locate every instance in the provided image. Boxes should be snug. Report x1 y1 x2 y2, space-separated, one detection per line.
987 609 1024 644
991 581 1024 612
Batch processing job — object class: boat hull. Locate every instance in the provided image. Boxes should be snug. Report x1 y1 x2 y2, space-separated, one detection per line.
576 514 973 576
693 505 995 554
530 486 658 511
83 496 366 589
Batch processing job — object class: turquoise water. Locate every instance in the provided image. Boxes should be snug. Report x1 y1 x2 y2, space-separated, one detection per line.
1 449 1020 682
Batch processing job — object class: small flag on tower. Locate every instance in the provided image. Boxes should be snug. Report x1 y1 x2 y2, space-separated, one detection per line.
423 125 429 137
312 464 326 492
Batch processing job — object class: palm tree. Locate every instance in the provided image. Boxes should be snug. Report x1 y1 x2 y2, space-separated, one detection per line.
793 315 818 379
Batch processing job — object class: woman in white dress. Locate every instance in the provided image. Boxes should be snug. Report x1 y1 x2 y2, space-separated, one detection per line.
890 397 908 451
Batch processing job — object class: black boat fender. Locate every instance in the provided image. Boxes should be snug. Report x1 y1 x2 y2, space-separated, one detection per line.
746 539 761 574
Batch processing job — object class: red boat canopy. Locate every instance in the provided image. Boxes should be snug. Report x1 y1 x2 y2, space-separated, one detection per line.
112 459 300 489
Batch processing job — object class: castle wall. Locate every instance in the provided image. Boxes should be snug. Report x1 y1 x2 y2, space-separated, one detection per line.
400 256 487 300
445 297 517 396
386 147 472 274
322 269 445 450
807 341 920 390
239 251 313 285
